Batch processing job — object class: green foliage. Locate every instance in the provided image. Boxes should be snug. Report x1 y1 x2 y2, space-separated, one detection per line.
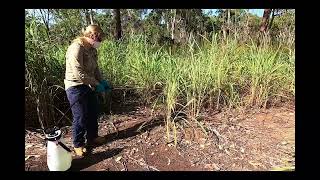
25 9 295 131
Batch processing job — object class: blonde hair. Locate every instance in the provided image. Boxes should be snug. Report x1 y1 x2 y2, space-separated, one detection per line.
72 24 105 47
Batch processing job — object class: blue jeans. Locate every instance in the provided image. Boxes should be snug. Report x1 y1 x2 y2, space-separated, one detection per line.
66 85 99 148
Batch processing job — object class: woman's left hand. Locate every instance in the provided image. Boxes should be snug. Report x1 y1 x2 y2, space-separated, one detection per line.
100 80 112 91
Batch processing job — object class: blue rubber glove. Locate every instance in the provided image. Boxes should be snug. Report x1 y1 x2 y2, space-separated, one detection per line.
95 83 105 93
100 80 111 91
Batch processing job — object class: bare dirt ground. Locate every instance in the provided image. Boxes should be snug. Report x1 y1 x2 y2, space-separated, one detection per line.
25 103 295 171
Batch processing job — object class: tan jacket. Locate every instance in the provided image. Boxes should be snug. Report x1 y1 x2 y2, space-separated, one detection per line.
64 39 103 90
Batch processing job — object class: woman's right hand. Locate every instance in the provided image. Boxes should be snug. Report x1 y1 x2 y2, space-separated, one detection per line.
95 83 105 93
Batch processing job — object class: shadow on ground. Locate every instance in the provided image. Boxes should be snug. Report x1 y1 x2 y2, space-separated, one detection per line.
69 148 124 171
96 115 165 147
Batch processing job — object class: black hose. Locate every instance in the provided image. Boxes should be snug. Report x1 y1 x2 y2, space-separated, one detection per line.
55 88 92 127
44 86 145 133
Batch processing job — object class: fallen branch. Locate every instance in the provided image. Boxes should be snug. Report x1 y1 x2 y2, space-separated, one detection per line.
208 126 224 144
48 103 72 124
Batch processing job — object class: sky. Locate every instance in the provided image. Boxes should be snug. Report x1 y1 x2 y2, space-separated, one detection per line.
27 9 265 25
248 9 264 17
202 9 264 17
28 9 265 18
140 9 264 20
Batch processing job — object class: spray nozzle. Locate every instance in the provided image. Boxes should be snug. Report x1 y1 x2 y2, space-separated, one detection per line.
44 126 61 140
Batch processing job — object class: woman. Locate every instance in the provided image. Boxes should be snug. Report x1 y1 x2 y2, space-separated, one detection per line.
64 25 110 156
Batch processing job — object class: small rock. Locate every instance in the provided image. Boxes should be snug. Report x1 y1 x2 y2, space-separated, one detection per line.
167 157 171 165
240 148 245 153
25 144 33 149
199 138 206 144
138 158 145 166
225 149 231 156
25 155 31 161
150 152 155 156
129 151 134 155
26 155 40 159
281 141 288 145
115 156 122 162
204 164 213 170
130 147 138 154
200 144 205 148
212 163 220 170
205 163 220 171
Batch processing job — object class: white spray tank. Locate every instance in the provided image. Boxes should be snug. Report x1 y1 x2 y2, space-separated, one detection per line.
45 127 72 171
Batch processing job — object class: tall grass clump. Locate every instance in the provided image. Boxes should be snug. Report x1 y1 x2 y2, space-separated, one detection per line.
25 19 69 128
163 61 179 145
97 33 294 145
238 42 294 108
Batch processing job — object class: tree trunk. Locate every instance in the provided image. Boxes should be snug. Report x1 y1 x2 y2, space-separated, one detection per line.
244 9 250 39
84 9 91 26
222 26 227 40
268 9 275 29
89 9 94 24
221 9 228 40
39 9 51 41
171 9 176 40
260 9 272 32
47 9 50 28
46 9 51 39
66 10 76 38
227 9 231 28
114 9 122 40
164 9 170 34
